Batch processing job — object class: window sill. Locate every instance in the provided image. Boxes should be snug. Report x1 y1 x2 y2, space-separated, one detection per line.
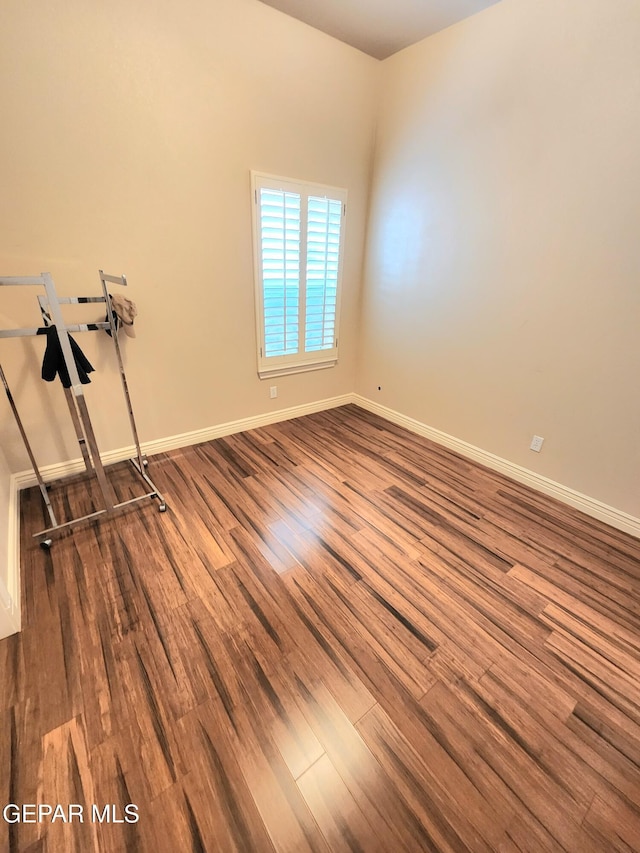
258 358 337 380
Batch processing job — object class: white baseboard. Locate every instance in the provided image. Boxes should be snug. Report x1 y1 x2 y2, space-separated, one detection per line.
0 472 21 637
353 395 640 540
13 393 354 489
8 474 20 627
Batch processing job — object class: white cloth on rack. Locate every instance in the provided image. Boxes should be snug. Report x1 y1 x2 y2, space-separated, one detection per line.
109 293 137 338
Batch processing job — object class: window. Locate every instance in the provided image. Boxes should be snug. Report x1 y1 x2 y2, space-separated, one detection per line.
251 172 347 378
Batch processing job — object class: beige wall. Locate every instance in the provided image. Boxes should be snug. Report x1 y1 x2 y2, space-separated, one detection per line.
357 0 640 517
0 0 379 471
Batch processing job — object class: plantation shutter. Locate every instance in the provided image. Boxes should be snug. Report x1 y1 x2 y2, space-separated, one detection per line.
252 173 346 378
305 196 342 352
259 188 301 358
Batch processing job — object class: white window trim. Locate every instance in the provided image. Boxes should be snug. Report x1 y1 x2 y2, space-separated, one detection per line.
251 171 347 380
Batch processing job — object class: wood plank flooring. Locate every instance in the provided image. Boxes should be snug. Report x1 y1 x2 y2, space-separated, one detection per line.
2 403 640 852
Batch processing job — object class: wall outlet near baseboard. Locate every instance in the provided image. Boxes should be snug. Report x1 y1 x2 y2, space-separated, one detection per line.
270 386 278 399
530 435 544 452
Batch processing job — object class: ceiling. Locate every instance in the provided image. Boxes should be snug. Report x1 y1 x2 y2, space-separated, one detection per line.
257 0 502 60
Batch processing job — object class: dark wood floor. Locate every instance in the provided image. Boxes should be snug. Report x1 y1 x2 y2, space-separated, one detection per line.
2 404 640 852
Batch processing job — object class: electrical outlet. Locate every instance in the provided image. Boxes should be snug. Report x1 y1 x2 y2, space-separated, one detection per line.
270 386 278 399
530 435 544 453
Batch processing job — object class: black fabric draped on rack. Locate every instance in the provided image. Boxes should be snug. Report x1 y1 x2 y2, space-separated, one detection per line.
38 326 94 387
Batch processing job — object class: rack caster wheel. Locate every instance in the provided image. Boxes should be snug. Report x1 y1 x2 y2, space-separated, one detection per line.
143 459 149 468
158 503 167 513
39 539 53 551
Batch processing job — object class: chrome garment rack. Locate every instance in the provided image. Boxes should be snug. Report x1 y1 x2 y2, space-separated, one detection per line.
0 271 166 548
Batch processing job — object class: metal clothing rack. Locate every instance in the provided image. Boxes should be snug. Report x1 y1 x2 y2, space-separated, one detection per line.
0 270 167 548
